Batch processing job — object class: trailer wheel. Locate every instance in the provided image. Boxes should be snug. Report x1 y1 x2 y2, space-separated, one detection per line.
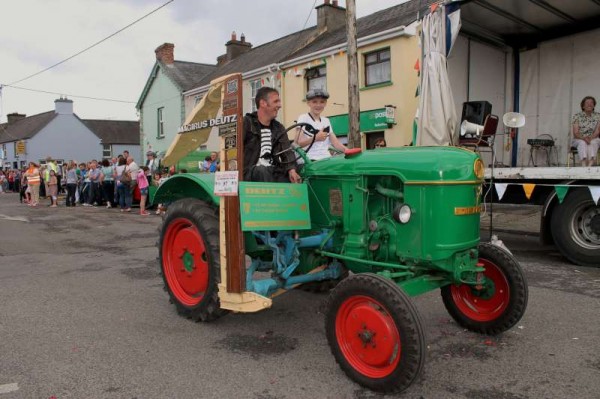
325 274 425 393
550 188 600 267
441 243 528 335
158 198 228 322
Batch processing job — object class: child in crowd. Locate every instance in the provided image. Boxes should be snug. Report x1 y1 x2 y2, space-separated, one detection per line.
137 166 150 216
48 170 58 207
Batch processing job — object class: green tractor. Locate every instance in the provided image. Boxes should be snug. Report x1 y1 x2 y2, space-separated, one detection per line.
154 74 527 393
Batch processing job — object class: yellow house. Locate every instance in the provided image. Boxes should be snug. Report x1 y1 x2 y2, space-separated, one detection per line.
279 2 423 149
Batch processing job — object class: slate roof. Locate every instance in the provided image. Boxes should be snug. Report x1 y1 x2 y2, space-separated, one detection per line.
0 111 57 144
136 60 217 109
284 0 435 61
189 27 318 89
82 119 140 145
165 61 217 91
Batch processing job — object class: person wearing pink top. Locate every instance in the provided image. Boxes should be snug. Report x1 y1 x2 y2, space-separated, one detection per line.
137 166 150 215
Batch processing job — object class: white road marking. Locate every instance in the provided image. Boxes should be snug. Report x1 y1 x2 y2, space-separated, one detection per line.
0 214 28 222
0 383 19 394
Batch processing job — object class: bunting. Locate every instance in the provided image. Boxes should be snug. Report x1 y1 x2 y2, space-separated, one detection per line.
554 185 569 203
491 183 600 205
495 183 508 201
589 186 600 205
522 184 536 200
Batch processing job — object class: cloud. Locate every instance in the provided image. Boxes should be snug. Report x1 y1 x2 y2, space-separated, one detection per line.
0 0 408 122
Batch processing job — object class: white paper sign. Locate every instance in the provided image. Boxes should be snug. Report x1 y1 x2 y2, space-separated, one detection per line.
214 171 239 196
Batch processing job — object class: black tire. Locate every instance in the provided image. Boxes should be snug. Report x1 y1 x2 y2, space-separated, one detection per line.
441 243 528 335
550 188 600 267
325 273 425 393
158 198 228 322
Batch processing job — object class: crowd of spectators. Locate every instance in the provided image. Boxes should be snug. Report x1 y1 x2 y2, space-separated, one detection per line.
1 150 171 216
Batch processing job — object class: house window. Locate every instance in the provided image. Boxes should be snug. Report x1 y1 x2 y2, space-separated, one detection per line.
250 79 262 112
102 144 112 159
364 48 391 86
157 107 165 138
306 66 327 92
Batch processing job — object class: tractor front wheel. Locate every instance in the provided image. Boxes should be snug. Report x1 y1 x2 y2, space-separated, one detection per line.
158 198 228 322
441 243 528 335
325 274 425 393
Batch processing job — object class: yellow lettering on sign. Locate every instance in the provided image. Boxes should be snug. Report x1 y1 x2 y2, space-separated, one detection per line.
454 206 481 216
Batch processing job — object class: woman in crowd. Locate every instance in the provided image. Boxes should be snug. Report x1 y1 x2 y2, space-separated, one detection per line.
373 138 387 148
202 152 219 172
65 161 78 207
115 157 131 212
48 169 58 207
572 96 600 166
24 162 41 207
100 159 115 208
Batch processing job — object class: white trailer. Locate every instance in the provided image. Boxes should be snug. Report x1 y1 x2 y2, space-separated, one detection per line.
444 1 600 266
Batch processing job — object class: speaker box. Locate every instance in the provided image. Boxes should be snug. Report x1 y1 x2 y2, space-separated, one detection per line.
461 101 492 126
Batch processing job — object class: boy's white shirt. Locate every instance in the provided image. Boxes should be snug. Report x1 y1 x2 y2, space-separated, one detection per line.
297 113 333 160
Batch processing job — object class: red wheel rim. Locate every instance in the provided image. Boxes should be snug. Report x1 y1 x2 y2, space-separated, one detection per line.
335 295 401 378
162 218 209 306
451 258 510 322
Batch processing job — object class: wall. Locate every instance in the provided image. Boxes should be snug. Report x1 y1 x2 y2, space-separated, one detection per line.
27 115 101 163
112 144 141 163
448 36 510 166
140 65 182 158
281 33 420 148
519 28 600 166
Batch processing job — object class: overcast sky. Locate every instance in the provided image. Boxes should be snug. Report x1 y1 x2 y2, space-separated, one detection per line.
0 0 410 123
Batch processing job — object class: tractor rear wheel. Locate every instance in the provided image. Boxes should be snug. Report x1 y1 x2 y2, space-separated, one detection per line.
325 274 425 393
158 198 228 322
441 243 527 335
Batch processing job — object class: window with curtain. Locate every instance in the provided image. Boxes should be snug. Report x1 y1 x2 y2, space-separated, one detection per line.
250 79 262 112
364 48 391 86
305 66 327 92
157 107 165 138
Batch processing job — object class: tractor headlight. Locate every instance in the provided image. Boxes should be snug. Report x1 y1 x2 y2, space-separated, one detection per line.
474 158 485 180
394 204 412 224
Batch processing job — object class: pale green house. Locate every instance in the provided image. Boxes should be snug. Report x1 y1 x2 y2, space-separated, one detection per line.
136 43 216 161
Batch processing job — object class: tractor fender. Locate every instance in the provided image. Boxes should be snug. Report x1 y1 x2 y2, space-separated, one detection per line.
153 173 220 207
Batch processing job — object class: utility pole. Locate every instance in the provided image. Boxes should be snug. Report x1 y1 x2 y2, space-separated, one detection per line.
345 0 360 148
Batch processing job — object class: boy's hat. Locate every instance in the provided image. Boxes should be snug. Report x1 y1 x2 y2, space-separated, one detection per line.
306 89 330 100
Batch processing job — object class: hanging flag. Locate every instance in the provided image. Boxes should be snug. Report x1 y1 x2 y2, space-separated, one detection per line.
554 185 569 204
495 183 508 200
414 59 420 71
589 186 600 204
523 183 536 200
277 72 281 79
282 70 287 77
261 78 265 85
321 57 327 64
415 85 419 97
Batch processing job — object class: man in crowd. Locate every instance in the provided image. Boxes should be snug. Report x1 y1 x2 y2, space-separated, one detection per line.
243 87 301 183
84 160 101 206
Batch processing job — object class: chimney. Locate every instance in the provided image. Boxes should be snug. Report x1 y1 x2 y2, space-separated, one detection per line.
55 97 73 114
217 31 252 66
155 43 175 65
7 113 26 125
315 0 346 32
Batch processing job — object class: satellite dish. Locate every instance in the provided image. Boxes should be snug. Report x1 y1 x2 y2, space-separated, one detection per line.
460 120 484 138
503 112 525 128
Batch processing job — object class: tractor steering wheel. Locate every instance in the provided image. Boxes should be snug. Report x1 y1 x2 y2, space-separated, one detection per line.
273 122 319 166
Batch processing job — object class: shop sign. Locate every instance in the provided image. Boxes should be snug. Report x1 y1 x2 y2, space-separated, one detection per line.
329 108 394 135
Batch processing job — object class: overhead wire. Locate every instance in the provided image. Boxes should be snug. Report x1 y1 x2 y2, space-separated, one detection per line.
7 0 175 86
2 84 135 104
302 0 319 30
